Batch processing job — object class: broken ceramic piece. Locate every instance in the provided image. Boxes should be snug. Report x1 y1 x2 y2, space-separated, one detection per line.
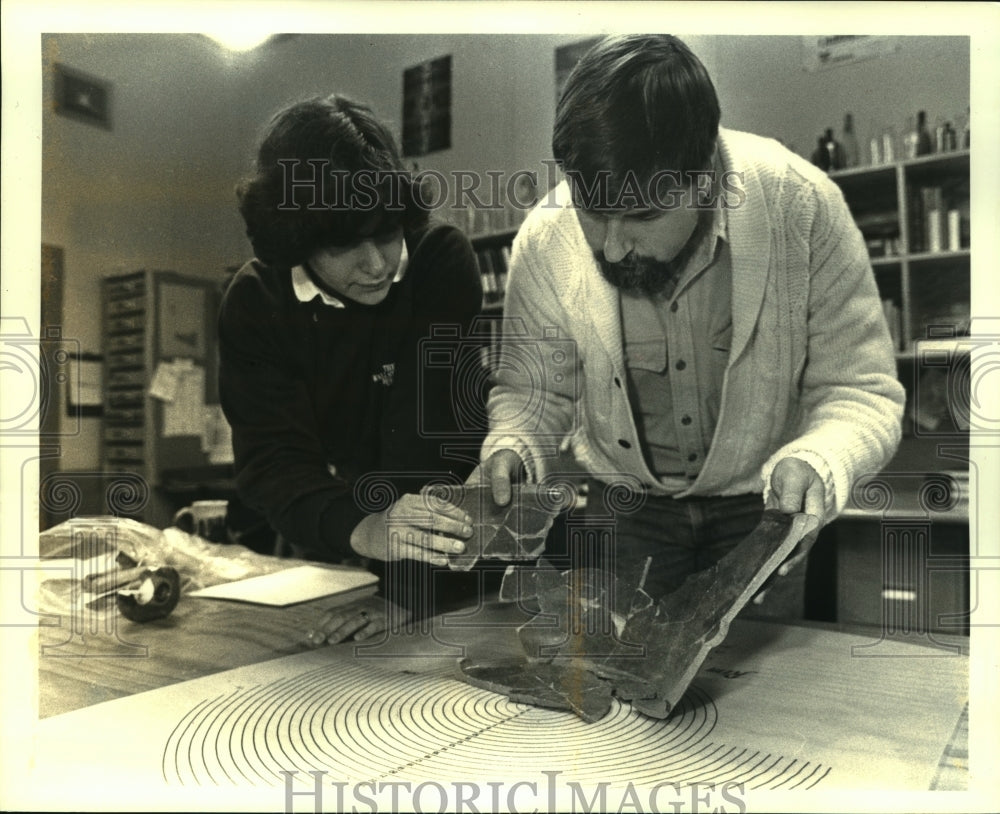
518 563 649 661
457 657 615 723
454 511 818 722
445 484 561 571
586 510 817 717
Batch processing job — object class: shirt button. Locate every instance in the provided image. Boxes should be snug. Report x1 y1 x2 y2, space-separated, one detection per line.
670 301 679 313
681 415 692 426
618 439 632 449
687 452 698 462
675 359 687 371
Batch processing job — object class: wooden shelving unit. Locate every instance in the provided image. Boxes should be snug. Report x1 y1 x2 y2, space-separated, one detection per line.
470 227 517 312
829 150 970 355
826 150 971 634
101 269 222 527
469 227 518 374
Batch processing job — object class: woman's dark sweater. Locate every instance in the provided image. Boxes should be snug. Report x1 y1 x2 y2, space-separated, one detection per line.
218 223 485 562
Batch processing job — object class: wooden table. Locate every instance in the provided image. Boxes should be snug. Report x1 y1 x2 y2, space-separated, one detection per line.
38 584 331 718
35 556 971 804
37 551 499 718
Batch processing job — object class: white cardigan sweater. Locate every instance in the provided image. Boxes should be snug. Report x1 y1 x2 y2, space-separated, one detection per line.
483 128 905 518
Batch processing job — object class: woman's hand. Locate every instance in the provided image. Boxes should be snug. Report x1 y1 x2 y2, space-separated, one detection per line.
305 595 410 645
349 490 473 566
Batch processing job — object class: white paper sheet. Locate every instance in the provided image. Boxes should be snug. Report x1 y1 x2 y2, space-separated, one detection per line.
186 564 378 606
162 363 205 437
149 361 181 401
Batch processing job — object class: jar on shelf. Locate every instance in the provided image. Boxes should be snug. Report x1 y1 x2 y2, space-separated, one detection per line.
841 113 859 168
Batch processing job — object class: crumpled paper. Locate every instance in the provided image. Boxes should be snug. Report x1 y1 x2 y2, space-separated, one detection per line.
36 516 289 619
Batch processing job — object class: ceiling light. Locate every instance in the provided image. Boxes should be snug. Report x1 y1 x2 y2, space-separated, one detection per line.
204 32 275 53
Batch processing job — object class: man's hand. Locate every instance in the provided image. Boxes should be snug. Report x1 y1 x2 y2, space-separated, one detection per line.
480 449 528 507
763 457 825 580
305 595 410 645
767 457 825 520
349 492 473 566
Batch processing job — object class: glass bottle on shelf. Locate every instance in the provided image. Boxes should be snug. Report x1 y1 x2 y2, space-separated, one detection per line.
824 128 844 170
841 113 859 168
903 115 919 160
916 110 933 155
934 116 948 153
943 121 957 152
881 126 896 163
868 129 881 165
811 135 830 171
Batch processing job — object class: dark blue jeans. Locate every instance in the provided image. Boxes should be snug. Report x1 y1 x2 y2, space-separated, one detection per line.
571 478 804 619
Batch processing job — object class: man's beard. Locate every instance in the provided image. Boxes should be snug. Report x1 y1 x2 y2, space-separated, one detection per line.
594 211 710 297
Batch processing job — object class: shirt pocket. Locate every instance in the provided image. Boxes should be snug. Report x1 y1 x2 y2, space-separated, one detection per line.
711 318 733 357
625 338 668 374
706 319 733 428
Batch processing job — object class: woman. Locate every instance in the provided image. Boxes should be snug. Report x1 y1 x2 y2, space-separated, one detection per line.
219 94 485 643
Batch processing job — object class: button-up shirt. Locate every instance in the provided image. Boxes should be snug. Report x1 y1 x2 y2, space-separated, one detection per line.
620 203 731 492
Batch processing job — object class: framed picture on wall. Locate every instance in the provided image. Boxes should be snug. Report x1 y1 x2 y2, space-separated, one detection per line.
801 35 899 72
52 62 112 129
402 54 452 157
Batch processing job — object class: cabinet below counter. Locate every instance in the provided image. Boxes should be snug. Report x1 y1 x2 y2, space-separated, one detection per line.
829 464 970 636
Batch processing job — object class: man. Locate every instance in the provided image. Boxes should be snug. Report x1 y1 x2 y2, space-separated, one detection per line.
481 35 904 611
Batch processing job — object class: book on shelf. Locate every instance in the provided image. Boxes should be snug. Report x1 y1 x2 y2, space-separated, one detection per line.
865 236 901 258
477 317 502 373
476 243 513 308
855 211 899 259
496 245 511 295
881 299 902 351
476 248 500 305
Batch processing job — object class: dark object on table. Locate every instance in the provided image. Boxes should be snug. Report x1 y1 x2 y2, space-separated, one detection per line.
116 566 182 622
457 510 816 721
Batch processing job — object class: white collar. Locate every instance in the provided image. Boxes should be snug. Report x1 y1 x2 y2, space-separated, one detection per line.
292 241 409 308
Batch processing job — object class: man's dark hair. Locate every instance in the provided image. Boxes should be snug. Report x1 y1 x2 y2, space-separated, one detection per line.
552 35 721 210
237 94 427 268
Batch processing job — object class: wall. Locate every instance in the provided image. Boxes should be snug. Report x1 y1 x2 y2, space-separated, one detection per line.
695 35 970 159
41 33 970 470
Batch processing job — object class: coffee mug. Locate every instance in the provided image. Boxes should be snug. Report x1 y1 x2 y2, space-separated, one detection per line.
172 499 229 540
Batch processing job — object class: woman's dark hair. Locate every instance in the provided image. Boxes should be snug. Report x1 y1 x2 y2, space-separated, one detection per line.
237 94 427 268
552 35 721 209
